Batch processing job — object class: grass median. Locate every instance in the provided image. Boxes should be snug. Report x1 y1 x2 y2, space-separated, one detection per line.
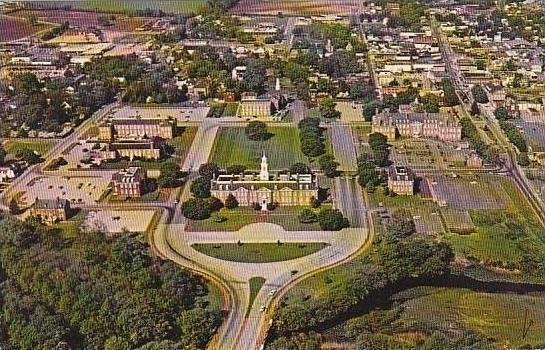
191 242 329 263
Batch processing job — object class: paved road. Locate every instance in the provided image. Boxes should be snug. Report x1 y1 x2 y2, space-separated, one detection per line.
288 99 309 125
329 124 359 173
181 120 219 172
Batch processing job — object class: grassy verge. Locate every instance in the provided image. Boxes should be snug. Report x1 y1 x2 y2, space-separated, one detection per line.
248 277 266 315
4 139 56 157
167 126 198 159
191 242 329 263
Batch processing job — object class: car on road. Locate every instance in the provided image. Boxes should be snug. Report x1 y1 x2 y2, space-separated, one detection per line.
260 305 266 312
268 289 277 296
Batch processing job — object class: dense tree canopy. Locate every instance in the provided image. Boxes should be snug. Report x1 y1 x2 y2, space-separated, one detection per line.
0 216 220 350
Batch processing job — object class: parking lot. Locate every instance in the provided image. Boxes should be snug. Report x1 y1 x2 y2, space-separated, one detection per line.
109 105 210 123
430 175 510 209
335 101 363 122
23 174 112 205
84 209 157 234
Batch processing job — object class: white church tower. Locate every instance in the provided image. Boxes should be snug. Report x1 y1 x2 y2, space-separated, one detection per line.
259 153 269 181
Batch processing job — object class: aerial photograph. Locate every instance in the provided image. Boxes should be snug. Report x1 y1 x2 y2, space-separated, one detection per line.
0 0 543 349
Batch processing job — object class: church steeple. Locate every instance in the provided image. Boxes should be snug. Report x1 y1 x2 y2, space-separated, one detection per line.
259 153 269 180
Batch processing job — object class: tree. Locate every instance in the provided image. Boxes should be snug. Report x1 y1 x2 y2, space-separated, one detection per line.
245 121 269 141
368 132 388 151
181 198 213 220
0 216 39 247
471 85 489 103
318 154 339 178
111 236 151 271
178 308 220 348
385 210 416 238
224 193 239 209
319 97 341 119
206 196 223 211
16 148 42 164
104 336 132 350
368 132 389 167
317 208 349 231
517 152 530 166
158 162 182 188
289 162 310 174
190 177 211 198
198 162 219 179
0 144 6 165
225 164 246 175
377 238 454 281
9 198 19 215
357 155 382 190
298 208 318 223
11 72 42 94
442 78 459 107
494 106 509 121
298 117 325 157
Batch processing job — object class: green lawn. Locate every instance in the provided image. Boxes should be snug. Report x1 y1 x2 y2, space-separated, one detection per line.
167 126 197 159
52 211 86 238
209 126 308 170
187 206 324 232
398 286 545 349
248 277 266 315
351 124 372 143
191 242 329 263
222 102 239 117
442 176 544 275
4 139 56 157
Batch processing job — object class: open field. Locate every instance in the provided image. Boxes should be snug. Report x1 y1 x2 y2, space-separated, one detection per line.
231 0 361 16
191 242 328 263
397 286 545 349
12 9 149 30
20 0 207 14
0 15 52 42
209 126 308 170
3 138 57 156
187 206 325 232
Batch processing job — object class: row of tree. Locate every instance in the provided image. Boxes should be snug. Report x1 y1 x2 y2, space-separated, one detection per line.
298 117 326 158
